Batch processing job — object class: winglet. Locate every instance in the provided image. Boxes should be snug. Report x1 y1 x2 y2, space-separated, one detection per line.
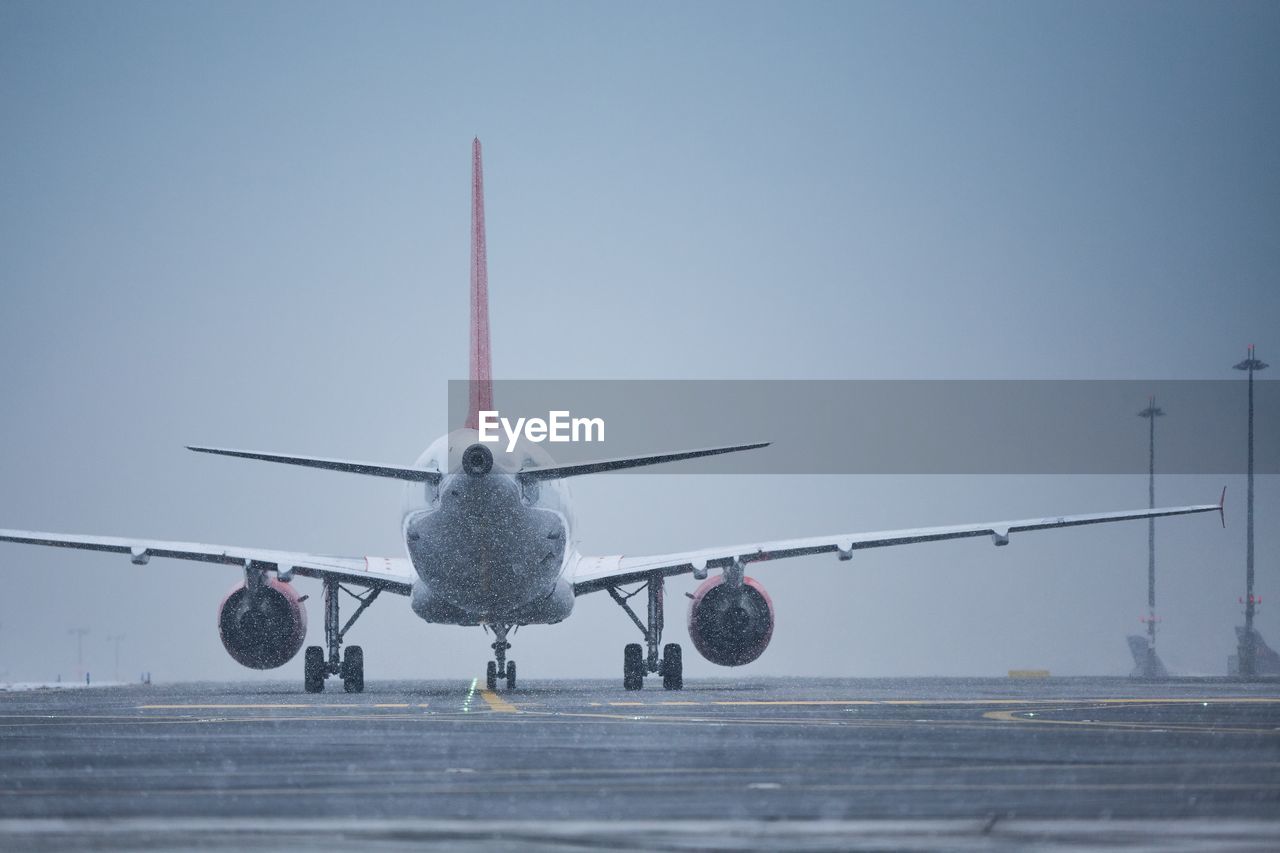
1219 486 1227 528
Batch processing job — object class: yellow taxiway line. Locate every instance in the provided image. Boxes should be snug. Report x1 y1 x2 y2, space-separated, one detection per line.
981 707 1278 735
137 703 429 710
479 689 517 713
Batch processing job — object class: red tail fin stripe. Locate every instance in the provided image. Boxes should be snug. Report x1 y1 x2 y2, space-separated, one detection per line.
466 138 493 430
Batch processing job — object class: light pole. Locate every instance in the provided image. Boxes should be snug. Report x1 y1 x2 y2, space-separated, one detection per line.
68 628 89 680
1233 345 1267 678
106 634 125 683
1137 396 1164 679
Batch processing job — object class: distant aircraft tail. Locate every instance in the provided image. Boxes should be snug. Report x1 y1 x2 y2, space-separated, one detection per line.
1228 627 1280 676
465 137 494 431
1127 635 1169 679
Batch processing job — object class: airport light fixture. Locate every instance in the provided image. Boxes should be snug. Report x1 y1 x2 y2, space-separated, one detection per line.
1137 396 1165 679
1233 345 1267 678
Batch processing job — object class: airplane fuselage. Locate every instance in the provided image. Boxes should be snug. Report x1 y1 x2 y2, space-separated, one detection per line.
402 429 578 627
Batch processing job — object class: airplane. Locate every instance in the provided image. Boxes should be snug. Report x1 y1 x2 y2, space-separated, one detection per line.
0 139 1225 694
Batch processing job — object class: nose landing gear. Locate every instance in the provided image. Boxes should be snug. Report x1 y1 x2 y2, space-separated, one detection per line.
485 623 516 690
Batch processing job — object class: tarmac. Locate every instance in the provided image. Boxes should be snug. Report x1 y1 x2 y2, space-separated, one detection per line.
1 676 1278 850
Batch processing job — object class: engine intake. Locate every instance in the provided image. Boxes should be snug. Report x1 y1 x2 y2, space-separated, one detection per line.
217 577 307 669
687 574 774 666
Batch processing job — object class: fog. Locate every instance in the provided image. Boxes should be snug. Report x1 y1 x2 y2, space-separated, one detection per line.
0 1 1276 684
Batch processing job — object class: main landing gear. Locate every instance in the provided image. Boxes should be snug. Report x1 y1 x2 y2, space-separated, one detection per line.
609 573 682 691
304 577 380 694
485 623 516 690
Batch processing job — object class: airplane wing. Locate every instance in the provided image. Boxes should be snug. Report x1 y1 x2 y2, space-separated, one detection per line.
0 529 415 594
571 493 1225 594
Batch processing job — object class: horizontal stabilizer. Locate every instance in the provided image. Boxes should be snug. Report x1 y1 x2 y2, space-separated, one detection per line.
517 442 769 482
187 446 441 483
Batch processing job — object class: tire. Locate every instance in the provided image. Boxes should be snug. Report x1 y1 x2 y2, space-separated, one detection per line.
623 643 644 691
505 660 516 691
486 660 498 690
304 646 325 694
662 643 683 691
341 645 364 694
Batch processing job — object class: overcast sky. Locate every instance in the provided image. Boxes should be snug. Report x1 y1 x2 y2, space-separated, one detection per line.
1 1 1276 684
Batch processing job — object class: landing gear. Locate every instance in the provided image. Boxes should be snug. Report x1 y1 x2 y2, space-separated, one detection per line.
662 642 683 690
484 623 516 690
341 646 364 693
624 643 644 691
302 577 380 694
304 646 325 693
609 574 682 690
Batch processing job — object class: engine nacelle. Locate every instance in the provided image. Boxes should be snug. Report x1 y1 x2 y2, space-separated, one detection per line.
687 574 774 666
217 578 307 669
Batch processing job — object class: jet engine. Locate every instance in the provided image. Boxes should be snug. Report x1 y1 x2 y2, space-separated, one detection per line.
686 574 774 666
217 577 308 669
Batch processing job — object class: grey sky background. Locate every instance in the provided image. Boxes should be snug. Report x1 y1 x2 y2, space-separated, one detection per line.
0 1 1276 683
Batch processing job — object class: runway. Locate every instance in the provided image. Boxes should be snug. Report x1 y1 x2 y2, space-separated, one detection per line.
1 677 1278 849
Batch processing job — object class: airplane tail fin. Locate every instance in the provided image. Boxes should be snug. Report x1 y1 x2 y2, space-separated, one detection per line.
1127 635 1169 679
1229 627 1280 676
465 137 494 431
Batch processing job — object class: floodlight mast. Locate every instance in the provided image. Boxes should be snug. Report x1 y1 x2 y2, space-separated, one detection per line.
1233 345 1267 678
107 634 125 682
1137 396 1164 678
68 628 88 680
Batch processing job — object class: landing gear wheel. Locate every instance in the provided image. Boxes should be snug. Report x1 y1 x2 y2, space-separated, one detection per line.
623 643 644 691
341 645 364 693
662 643 683 691
505 661 516 690
304 646 325 693
486 660 498 690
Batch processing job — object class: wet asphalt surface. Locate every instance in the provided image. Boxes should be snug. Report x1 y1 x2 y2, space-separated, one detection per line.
0 676 1277 849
